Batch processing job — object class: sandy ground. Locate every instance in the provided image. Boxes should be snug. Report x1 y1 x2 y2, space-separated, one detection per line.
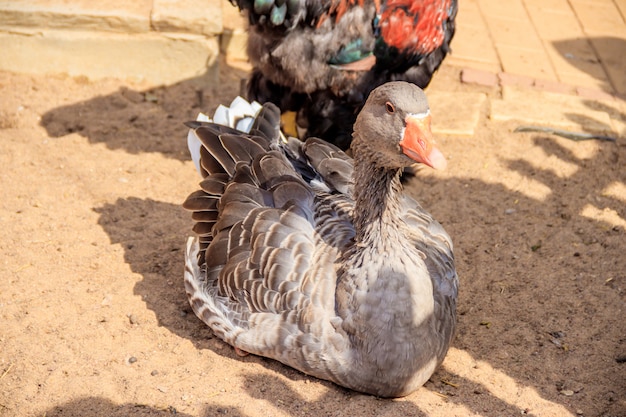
0 61 625 417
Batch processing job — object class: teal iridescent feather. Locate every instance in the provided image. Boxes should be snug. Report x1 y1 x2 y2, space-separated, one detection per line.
253 0 274 15
271 3 288 25
328 38 373 65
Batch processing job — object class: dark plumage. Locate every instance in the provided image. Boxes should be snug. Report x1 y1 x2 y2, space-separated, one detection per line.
183 82 458 397
232 0 457 149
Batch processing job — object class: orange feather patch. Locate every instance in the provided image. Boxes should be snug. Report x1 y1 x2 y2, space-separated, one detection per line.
379 0 451 54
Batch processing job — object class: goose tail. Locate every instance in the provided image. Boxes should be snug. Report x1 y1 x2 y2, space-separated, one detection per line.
187 97 264 176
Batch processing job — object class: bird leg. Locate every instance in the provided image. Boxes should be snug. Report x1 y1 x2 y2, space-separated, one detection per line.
234 347 250 357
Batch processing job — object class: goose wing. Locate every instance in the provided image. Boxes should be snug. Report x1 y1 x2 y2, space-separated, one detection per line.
184 103 353 363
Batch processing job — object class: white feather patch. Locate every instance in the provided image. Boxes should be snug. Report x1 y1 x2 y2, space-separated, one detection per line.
187 129 203 176
187 97 263 176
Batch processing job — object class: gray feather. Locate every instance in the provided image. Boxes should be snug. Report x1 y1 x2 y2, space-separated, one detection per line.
183 85 458 398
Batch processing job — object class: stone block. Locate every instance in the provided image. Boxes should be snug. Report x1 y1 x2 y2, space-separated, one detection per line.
0 0 151 33
221 29 249 61
151 0 222 36
0 30 219 86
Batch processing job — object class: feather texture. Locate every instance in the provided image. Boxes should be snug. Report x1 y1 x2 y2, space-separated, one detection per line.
184 82 458 397
232 0 457 148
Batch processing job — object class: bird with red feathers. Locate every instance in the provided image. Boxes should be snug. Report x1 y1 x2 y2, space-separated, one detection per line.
232 0 457 149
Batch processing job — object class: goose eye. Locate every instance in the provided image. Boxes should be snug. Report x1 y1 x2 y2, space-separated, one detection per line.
385 102 395 113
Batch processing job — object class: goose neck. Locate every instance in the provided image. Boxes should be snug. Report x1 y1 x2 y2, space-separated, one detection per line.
351 154 405 244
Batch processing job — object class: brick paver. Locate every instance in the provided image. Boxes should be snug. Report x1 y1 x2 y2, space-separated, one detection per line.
590 37 626 94
570 0 625 35
453 0 626 96
447 0 501 72
616 0 626 19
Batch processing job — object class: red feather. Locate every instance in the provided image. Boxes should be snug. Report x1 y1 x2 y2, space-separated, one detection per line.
380 0 452 54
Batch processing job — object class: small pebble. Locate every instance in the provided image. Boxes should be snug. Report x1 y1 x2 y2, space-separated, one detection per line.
101 294 113 307
504 208 516 215
560 389 574 396
151 370 159 376
128 356 137 364
128 314 139 325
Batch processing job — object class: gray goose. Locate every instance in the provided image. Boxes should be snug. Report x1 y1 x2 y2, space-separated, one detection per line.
183 81 458 398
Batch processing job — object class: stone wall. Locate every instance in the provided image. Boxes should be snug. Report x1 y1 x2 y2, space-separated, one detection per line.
0 0 247 86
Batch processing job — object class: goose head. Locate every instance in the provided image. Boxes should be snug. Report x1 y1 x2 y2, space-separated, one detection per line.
353 81 447 171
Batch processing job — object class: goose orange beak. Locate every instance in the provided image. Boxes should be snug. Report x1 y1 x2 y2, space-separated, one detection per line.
399 114 447 170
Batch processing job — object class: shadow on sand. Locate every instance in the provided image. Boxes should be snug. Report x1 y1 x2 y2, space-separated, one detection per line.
46 57 626 416
552 36 626 97
39 60 247 162
92 135 625 416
